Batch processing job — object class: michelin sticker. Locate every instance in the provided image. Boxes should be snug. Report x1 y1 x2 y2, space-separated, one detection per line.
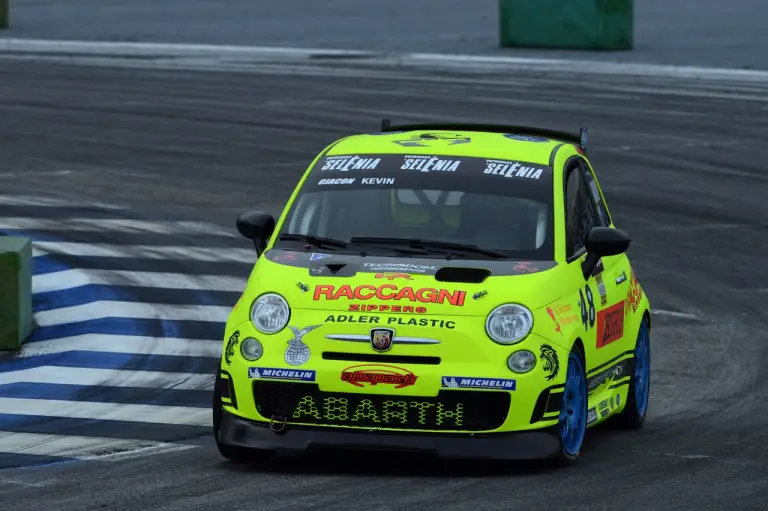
248 367 316 382
587 407 598 425
441 376 516 391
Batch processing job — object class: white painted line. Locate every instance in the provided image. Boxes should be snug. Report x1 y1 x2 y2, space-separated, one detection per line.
0 38 373 58
33 269 246 293
0 195 74 207
0 217 237 237
1 38 767 82
0 477 46 488
0 195 125 209
35 301 231 327
19 334 222 358
32 241 254 263
0 170 73 179
0 366 213 390
652 309 700 320
82 442 199 462
0 432 193 460
32 268 94 293
644 222 768 232
402 53 768 82
0 398 212 426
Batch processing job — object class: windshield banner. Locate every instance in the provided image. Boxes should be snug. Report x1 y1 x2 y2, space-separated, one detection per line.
307 153 553 196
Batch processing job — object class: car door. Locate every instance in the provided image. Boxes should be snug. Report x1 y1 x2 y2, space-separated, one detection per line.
563 158 626 372
580 159 632 351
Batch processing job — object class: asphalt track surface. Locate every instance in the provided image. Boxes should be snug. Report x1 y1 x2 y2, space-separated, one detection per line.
3 0 768 70
1 57 767 510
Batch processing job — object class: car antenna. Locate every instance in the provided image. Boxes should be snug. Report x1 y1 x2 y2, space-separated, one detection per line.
381 118 391 131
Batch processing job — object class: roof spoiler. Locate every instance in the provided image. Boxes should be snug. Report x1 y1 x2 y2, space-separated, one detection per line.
380 119 588 154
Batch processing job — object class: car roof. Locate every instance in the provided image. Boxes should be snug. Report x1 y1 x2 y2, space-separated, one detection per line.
326 129 574 168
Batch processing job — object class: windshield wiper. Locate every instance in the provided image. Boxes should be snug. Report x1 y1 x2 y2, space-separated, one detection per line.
278 233 348 249
349 237 509 259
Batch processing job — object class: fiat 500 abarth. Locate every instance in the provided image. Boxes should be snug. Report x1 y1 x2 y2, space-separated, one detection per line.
214 121 652 464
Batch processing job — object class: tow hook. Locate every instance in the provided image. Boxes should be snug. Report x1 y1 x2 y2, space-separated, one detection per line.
270 415 288 434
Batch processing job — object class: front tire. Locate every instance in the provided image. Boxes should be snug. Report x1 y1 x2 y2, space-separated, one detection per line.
555 346 588 464
616 316 651 429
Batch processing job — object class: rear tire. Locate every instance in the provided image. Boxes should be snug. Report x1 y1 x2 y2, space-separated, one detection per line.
554 345 588 464
616 316 651 429
213 369 275 463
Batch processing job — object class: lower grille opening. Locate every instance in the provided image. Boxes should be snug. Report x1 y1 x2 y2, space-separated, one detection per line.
322 352 441 365
253 381 509 432
530 386 562 423
220 370 238 409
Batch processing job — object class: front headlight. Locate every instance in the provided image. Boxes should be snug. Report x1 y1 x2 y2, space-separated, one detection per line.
485 303 534 345
507 350 536 373
250 293 290 334
240 338 264 361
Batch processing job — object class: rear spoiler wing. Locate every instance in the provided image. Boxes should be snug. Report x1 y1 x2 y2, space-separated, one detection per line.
380 119 588 154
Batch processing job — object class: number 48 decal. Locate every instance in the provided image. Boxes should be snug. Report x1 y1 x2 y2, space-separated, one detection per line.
579 284 596 329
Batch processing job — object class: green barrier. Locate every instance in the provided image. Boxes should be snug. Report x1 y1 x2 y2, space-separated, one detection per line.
0 0 7 29
0 237 33 351
499 0 633 51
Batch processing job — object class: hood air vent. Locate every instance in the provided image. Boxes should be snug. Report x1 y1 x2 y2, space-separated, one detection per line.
309 261 358 277
435 266 491 283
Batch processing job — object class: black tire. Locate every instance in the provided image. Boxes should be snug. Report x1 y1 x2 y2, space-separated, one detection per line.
615 317 651 430
212 369 275 463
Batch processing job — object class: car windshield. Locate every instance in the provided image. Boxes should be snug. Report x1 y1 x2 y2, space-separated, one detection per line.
275 153 554 260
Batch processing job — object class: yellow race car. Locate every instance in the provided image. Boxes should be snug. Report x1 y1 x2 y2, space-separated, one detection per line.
214 120 651 464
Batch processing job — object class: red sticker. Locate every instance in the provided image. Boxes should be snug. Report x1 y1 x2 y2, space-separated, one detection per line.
596 302 625 348
340 364 418 389
313 284 466 306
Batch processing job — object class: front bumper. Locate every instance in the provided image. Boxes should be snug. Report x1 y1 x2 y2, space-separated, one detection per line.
218 409 562 460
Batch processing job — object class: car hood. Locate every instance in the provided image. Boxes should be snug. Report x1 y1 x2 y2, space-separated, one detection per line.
242 249 564 317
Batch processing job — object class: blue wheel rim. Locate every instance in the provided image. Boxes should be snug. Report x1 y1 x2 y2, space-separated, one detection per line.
634 320 651 417
559 353 587 456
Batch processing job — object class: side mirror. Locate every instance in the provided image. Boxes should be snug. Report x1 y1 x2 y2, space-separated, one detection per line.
581 227 630 279
236 210 276 256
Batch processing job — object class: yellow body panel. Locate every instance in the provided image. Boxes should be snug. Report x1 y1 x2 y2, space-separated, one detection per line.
220 128 651 434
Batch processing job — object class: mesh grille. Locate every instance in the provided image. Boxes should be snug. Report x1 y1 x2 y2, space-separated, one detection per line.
253 381 510 432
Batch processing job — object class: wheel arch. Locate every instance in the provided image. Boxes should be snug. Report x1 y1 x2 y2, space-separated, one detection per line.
571 337 585 358
642 309 652 331
570 336 587 372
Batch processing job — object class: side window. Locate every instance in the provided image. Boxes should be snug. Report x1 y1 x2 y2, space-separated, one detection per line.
564 162 602 259
582 165 611 226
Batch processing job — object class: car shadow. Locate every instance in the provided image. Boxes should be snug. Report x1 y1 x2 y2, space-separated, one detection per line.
218 426 625 478
224 449 556 477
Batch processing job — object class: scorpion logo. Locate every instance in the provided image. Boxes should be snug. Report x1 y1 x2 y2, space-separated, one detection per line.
224 331 239 365
540 344 560 381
